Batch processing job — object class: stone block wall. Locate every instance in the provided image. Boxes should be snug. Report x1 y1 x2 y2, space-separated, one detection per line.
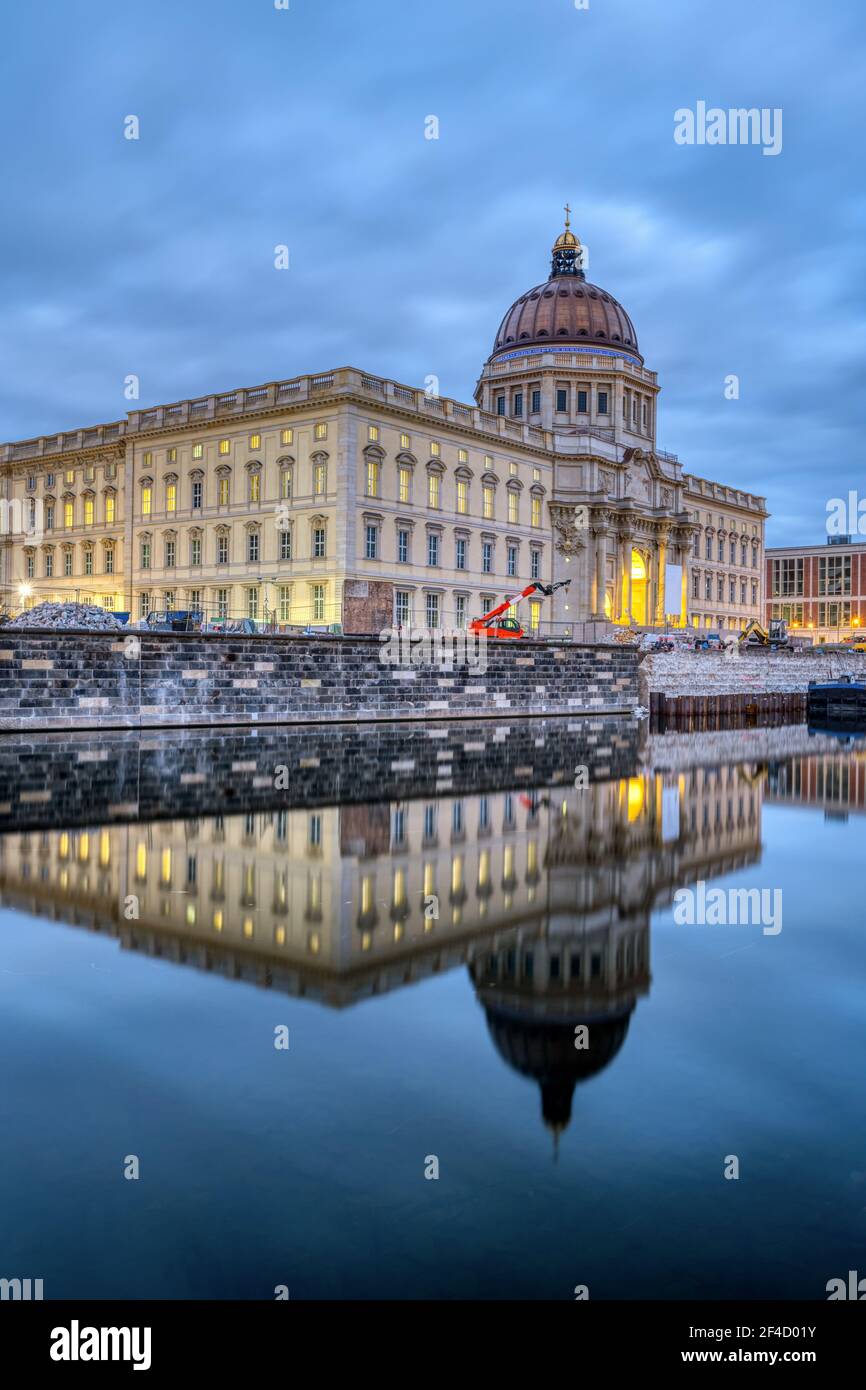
0 628 639 732
639 647 866 700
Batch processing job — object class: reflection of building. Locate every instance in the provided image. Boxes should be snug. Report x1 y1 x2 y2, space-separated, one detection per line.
767 754 866 816
0 766 763 1131
2 215 761 635
765 537 866 643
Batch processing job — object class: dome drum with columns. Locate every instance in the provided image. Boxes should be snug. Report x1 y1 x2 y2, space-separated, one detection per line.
476 210 699 628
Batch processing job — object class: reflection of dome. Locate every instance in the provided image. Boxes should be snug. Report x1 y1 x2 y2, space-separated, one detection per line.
474 984 634 1135
487 213 641 364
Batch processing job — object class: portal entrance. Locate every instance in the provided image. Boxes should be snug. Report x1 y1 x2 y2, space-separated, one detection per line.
630 550 648 626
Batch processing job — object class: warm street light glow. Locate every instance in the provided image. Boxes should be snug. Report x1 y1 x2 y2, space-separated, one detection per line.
18 582 32 600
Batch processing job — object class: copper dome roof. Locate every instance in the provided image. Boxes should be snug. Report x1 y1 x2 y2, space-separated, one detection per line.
488 215 642 364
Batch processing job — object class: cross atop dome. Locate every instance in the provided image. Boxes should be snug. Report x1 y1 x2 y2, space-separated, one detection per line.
551 205 584 278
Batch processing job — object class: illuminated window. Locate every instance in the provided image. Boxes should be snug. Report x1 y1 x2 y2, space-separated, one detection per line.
400 432 411 450
281 428 293 446
141 486 151 518
249 433 261 450
483 485 494 520
99 831 111 869
314 423 328 441
458 448 468 463
279 586 292 622
509 461 518 476
508 491 519 524
213 910 223 932
398 467 411 503
166 482 176 512
105 494 115 524
135 843 147 879
531 496 541 528
280 467 292 499
84 497 94 527
160 848 172 886
314 462 327 494
533 468 540 482
312 584 326 621
167 447 177 463
192 444 203 460
219 439 231 455
65 469 75 484
529 600 541 632
430 441 440 457
243 918 254 939
456 480 468 514
249 472 260 502
64 500 74 528
368 425 379 443
366 460 379 496
428 473 440 509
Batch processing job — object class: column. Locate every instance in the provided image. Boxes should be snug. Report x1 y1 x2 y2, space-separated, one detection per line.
656 535 667 624
593 531 607 618
622 538 632 624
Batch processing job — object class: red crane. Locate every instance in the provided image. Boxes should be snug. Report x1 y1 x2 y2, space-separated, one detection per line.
469 580 572 639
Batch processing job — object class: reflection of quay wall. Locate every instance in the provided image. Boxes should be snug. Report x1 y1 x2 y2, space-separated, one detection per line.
0 768 763 1009
644 724 855 772
0 717 640 834
766 755 866 814
0 629 639 732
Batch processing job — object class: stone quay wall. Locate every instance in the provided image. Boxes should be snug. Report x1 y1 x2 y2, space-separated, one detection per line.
0 629 639 733
640 648 866 700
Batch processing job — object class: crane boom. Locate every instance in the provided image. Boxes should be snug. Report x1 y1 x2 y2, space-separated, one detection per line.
471 579 571 632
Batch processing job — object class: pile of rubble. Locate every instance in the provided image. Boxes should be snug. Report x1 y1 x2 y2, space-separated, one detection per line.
6 602 124 631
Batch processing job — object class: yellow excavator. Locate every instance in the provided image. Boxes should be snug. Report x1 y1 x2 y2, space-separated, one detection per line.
739 618 789 650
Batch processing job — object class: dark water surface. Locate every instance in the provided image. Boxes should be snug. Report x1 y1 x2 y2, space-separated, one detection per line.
1 729 864 1300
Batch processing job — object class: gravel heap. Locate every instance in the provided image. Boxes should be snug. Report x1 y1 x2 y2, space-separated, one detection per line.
6 602 124 630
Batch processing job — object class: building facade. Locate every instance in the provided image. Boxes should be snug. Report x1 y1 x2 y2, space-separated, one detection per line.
765 538 866 642
1 218 764 633
684 474 768 632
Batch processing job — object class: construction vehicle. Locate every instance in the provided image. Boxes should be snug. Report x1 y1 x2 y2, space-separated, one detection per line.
739 618 789 650
469 580 571 639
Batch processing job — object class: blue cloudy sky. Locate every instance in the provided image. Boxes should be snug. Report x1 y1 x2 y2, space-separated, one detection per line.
1 0 863 543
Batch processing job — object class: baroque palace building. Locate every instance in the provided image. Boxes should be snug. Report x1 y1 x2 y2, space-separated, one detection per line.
0 215 766 632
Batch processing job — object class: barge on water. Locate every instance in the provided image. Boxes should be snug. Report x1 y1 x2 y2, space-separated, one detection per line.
807 675 866 722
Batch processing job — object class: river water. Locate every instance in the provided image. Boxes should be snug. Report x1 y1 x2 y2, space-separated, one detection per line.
0 723 864 1299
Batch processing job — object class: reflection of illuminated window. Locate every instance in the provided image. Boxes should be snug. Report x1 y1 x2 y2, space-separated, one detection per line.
213 910 223 932
451 857 463 894
527 842 537 875
99 831 110 868
393 922 404 944
185 905 196 926
452 906 461 928
361 876 373 914
59 869 69 891
136 843 147 880
243 918 254 939
626 777 645 822
243 864 256 905
423 863 435 898
361 931 372 952
78 833 89 863
308 931 320 955
308 874 321 915
160 848 172 885
478 850 490 889
58 832 70 860
503 846 514 879
213 859 224 895
274 925 286 947
393 869 406 907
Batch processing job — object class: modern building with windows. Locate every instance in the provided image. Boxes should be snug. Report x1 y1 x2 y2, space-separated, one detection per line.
765 537 866 642
1 216 764 633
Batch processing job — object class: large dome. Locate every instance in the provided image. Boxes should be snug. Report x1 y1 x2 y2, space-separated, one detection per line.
487 214 642 365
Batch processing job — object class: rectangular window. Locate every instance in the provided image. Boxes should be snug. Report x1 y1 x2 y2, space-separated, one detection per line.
249 473 261 503
705 576 712 600
166 449 176 464
530 549 540 581
64 551 73 577
141 486 151 518
428 474 440 509
430 442 440 458
188 590 201 611
104 549 114 575
556 389 568 412
45 551 53 577
597 391 609 414
84 549 93 576
400 433 411 450
508 491 519 525
65 469 75 484
718 578 724 601
395 590 410 626
165 540 176 568
139 593 150 619
281 428 293 446
192 480 202 509
772 557 804 597
192 444 203 460
280 529 292 560
741 581 747 604
455 594 467 628
456 479 468 514
217 535 228 565
278 586 292 623
247 531 260 562
26 553 34 579
692 573 700 599
314 423 328 441
216 477 228 506
84 497 94 527
140 540 151 569
531 389 541 414
46 504 54 530
482 542 492 574
312 584 326 621
529 600 541 634
190 537 202 566
427 533 440 567
102 594 114 609
166 483 176 513
105 495 115 525
367 425 379 443
507 545 517 578
496 396 506 416
577 390 588 413
513 391 523 418
313 527 326 558
219 439 231 456
247 588 259 619
397 529 409 564
365 525 378 560
455 537 466 570
531 496 541 528
249 433 261 450
398 467 411 503
216 589 228 619
280 468 292 499
314 462 327 494
483 485 494 520
366 460 379 496
425 594 440 629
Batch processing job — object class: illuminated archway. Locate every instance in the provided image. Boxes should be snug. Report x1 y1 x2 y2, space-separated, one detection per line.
630 549 648 626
